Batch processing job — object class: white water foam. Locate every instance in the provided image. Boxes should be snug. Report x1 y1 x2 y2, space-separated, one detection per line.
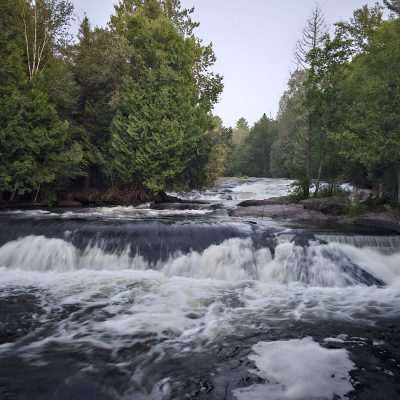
1 236 400 286
234 337 354 400
317 234 400 251
0 206 213 220
230 178 294 201
1 235 400 357
170 177 295 206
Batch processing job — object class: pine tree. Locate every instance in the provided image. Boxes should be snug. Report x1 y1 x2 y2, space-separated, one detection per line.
108 0 222 192
0 0 84 200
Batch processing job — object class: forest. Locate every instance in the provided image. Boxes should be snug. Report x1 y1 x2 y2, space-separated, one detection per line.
0 0 225 204
228 0 400 204
0 0 399 205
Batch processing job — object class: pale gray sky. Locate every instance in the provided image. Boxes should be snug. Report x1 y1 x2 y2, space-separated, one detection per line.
71 0 381 127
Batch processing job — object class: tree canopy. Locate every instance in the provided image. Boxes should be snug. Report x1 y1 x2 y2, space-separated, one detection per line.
0 0 224 202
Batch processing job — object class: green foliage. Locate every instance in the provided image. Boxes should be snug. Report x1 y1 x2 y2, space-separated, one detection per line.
0 84 84 196
204 117 232 185
330 18 400 202
232 118 250 145
107 1 223 192
227 115 277 177
271 70 307 179
0 0 224 200
289 179 310 201
347 200 369 217
3 0 399 205
0 0 84 199
72 17 130 165
271 4 400 203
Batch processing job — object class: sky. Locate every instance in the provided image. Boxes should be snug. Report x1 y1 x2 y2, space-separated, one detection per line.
71 0 380 127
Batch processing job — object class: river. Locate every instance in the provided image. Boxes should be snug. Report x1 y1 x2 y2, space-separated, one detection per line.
0 178 399 399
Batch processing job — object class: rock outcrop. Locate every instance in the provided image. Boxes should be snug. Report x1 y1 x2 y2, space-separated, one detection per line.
299 196 350 216
237 196 293 207
231 204 330 223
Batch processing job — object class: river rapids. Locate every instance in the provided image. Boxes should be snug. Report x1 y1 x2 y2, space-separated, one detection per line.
0 178 399 400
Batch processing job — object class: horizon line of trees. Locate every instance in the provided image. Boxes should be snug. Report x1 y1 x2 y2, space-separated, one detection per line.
1 0 399 204
226 0 400 204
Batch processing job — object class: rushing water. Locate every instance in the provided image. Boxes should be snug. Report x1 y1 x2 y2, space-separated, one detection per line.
0 178 400 400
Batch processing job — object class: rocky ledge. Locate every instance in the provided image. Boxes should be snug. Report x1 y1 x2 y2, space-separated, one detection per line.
0 189 216 210
233 196 400 233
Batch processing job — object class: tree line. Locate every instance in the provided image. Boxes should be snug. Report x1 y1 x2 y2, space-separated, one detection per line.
0 0 226 202
1 0 399 204
227 0 400 203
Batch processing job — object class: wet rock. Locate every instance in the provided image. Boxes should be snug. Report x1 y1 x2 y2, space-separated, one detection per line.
154 192 208 205
151 202 211 211
232 204 330 223
238 196 293 207
300 196 350 216
348 213 400 234
291 232 326 247
253 231 277 255
57 200 83 208
232 204 301 218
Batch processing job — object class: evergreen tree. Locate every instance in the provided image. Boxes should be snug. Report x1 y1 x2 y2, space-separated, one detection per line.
0 84 84 200
295 6 328 196
333 18 400 202
272 70 307 179
0 0 84 201
72 17 129 170
108 0 222 192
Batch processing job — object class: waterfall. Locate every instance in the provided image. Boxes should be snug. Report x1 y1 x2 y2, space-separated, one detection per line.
0 235 396 287
316 234 400 251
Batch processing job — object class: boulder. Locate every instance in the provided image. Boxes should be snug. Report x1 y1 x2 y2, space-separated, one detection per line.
57 200 83 208
153 192 209 205
232 204 330 223
300 196 350 216
350 212 400 233
151 202 211 211
237 196 293 207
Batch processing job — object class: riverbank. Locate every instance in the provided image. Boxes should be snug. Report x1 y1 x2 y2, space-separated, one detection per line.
1 179 399 233
233 195 400 233
0 189 192 210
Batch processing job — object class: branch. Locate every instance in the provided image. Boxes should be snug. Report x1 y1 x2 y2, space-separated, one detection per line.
33 2 37 77
36 25 49 75
21 8 32 79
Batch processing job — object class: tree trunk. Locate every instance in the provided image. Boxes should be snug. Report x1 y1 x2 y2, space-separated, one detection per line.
306 142 312 195
34 185 41 203
378 183 384 200
314 161 323 197
9 190 17 202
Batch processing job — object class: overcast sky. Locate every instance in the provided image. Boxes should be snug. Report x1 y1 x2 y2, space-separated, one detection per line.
71 0 380 127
